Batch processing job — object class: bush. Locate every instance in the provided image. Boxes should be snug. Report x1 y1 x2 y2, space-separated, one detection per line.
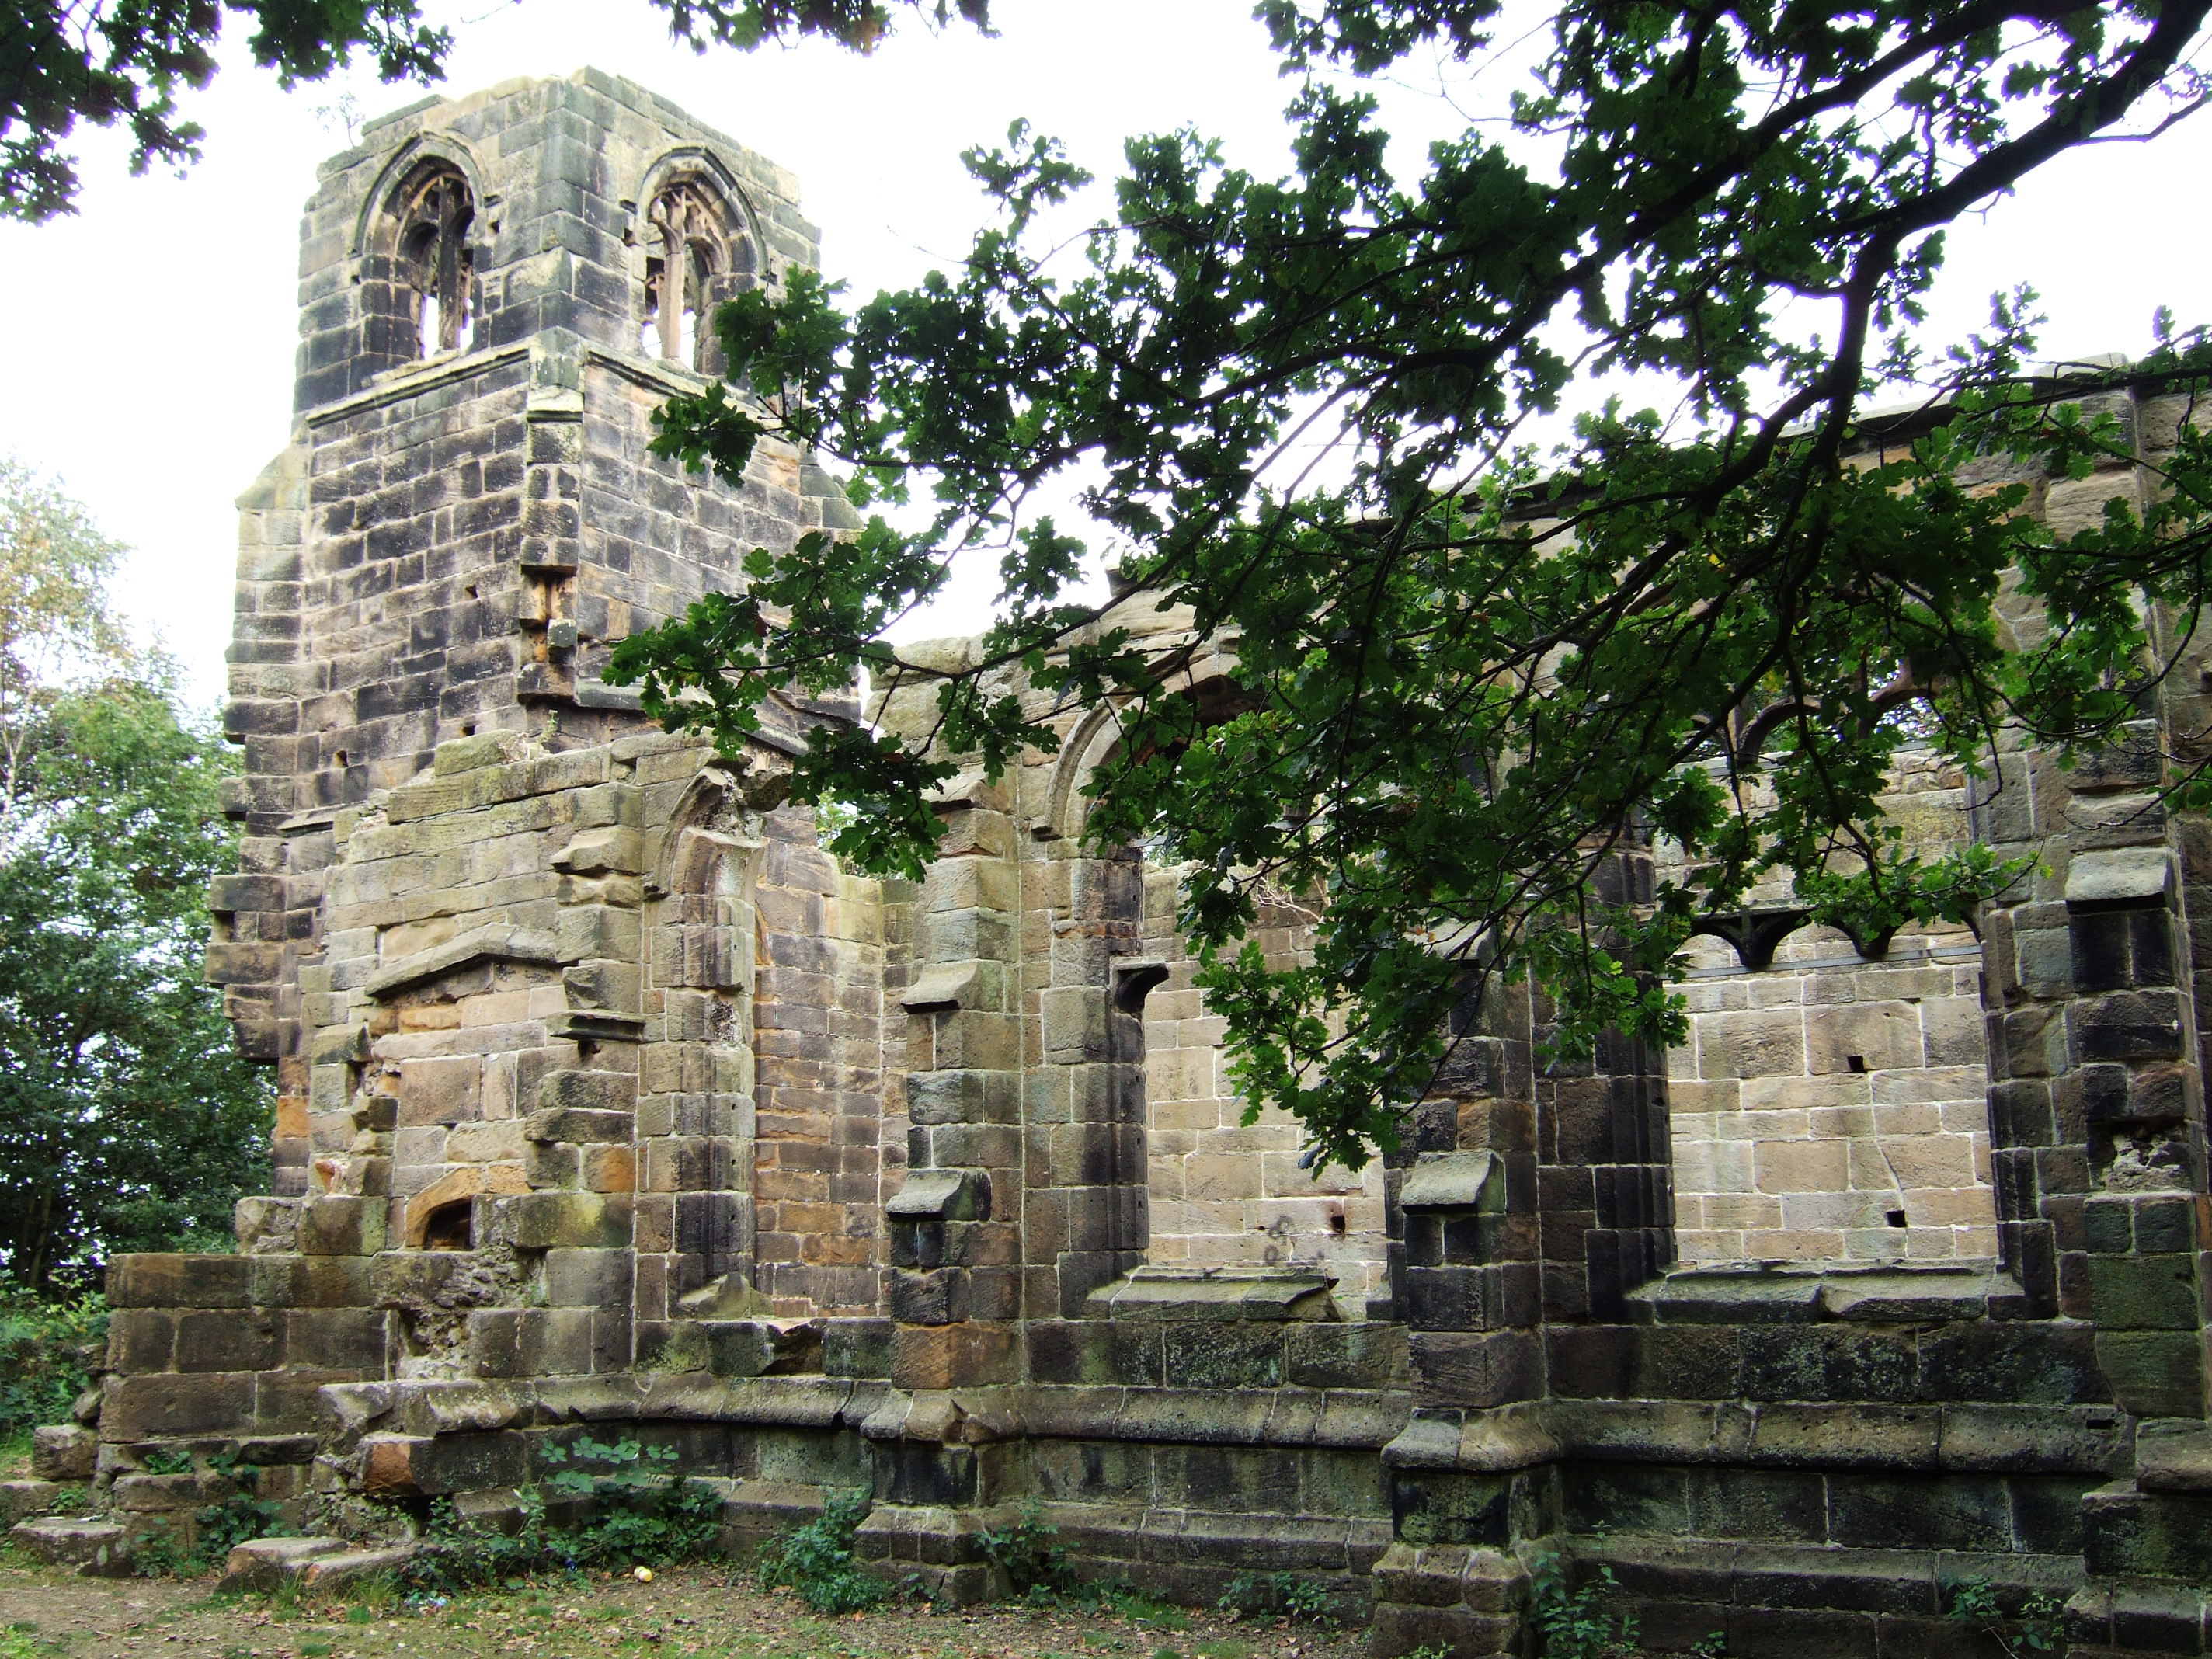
399 1435 724 1595
756 1490 885 1613
0 1291 105 1436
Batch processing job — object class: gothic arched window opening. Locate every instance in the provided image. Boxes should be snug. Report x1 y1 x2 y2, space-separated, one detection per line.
641 179 750 370
393 167 474 359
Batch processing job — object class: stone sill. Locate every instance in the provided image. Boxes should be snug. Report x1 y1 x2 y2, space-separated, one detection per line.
1629 1260 2030 1325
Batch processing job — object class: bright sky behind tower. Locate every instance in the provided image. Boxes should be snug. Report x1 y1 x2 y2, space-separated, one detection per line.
0 0 2205 708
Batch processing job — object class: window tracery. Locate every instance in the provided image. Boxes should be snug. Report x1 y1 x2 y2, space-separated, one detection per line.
641 179 750 370
391 166 474 359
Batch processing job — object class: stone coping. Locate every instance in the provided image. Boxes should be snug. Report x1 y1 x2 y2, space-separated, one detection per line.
1084 1264 1338 1321
308 1369 2130 1480
1382 1397 2131 1478
314 1372 1412 1452
1629 1261 2032 1325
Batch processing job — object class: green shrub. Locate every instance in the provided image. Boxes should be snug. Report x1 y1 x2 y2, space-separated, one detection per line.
1074 1580 1186 1626
756 1490 885 1613
0 1292 105 1436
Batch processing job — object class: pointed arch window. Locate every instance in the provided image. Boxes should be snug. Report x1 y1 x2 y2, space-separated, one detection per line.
641 179 752 370
393 168 474 358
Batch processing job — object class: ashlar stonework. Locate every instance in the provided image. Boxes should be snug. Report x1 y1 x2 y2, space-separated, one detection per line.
16 68 2212 1657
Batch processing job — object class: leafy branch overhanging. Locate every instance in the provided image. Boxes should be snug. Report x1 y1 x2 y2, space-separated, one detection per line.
610 0 2212 1171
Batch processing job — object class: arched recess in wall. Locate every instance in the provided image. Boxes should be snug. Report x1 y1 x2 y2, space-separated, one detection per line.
1041 662 1390 1310
646 764 764 1311
633 150 761 374
355 140 487 373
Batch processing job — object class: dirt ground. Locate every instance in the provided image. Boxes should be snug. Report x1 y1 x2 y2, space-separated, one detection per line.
0 1558 1367 1659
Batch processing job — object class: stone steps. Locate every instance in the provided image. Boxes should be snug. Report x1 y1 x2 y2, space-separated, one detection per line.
219 1536 418 1594
9 1517 130 1576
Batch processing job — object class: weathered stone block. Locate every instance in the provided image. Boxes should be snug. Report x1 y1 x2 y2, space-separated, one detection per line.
554 826 644 875
0 1481 61 1525
2093 1331 2205 1419
890 1322 1017 1390
540 1247 631 1307
823 1318 894 1379
299 1543 421 1591
30 1425 95 1482
1165 1323 1284 1390
282 1309 391 1371
108 1254 256 1309
2085 1253 2200 1330
106 1309 176 1373
1410 1331 1544 1409
527 1104 632 1143
1288 1323 1410 1391
174 1309 281 1372
219 1536 349 1591
468 1308 603 1377
2069 990 2186 1062
10 1517 130 1576
255 1256 371 1308
101 1373 256 1440
534 1070 637 1115
503 1191 631 1250
890 1268 963 1325
297 1195 389 1256
233 1196 301 1254
556 905 640 963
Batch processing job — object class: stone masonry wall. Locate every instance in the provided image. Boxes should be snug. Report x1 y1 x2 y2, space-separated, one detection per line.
1137 866 1392 1313
1663 749 2001 1264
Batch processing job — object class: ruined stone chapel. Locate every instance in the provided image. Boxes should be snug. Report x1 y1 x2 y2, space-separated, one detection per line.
17 68 2212 1657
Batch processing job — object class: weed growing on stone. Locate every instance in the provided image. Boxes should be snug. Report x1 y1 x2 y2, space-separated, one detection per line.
130 1459 290 1580
128 1525 190 1578
1946 1577 2067 1657
1529 1552 1641 1659
400 1435 724 1595
756 1490 887 1613
541 1435 723 1567
195 1490 288 1560
981 1499 1074 1599
1217 1570 1339 1628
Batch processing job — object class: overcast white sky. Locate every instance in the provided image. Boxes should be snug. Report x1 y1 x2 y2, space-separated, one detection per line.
0 0 2205 707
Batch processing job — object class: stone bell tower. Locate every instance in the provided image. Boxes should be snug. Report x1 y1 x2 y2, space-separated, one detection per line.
208 70 859 1193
